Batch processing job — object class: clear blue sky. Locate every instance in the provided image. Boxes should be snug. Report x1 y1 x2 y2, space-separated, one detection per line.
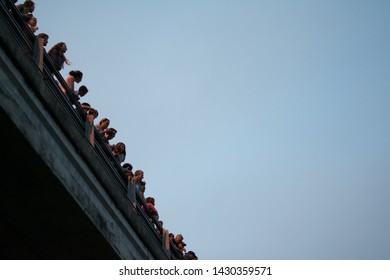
35 0 390 260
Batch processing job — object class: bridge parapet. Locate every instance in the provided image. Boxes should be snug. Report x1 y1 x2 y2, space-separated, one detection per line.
0 0 175 260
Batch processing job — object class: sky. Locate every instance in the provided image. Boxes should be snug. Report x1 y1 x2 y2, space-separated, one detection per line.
33 0 390 260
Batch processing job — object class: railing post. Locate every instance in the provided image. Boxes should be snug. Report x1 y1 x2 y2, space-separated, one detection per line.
127 179 136 212
32 36 44 72
162 228 170 253
85 109 97 146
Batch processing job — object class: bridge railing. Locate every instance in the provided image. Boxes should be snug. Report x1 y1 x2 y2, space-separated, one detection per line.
0 0 177 259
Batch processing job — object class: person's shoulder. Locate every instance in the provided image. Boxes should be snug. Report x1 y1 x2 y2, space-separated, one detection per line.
148 203 157 210
49 48 58 55
66 75 75 81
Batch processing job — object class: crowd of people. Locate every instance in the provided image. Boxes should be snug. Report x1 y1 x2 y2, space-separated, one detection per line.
10 0 198 260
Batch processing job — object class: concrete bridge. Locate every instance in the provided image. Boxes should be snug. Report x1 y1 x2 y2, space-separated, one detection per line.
0 0 175 260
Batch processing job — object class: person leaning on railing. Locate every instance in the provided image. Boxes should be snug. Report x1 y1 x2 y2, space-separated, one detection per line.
142 197 159 223
111 142 126 164
61 70 82 94
101 127 117 146
132 170 144 191
48 42 71 71
122 163 134 181
61 70 89 102
95 118 110 134
27 16 38 33
16 0 35 21
80 102 99 119
184 251 198 260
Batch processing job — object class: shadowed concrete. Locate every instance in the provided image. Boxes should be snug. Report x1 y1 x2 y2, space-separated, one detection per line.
0 108 121 259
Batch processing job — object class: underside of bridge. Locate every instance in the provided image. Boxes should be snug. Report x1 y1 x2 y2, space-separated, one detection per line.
0 108 120 259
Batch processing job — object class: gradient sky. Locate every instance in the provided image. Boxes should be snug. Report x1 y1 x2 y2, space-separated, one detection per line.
34 0 390 259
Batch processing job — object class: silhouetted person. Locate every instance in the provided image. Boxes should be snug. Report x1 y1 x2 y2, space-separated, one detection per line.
27 16 38 33
132 170 144 192
37 33 49 47
184 251 198 260
101 127 117 146
95 118 110 134
143 197 159 222
16 0 35 21
48 42 71 71
61 70 88 101
111 142 126 163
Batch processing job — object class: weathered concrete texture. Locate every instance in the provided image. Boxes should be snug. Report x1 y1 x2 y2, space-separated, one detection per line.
0 7 169 260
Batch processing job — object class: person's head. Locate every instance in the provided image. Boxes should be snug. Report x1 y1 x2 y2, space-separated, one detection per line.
104 128 117 140
81 102 90 109
116 142 126 152
49 42 67 53
145 197 155 205
69 70 83 83
169 233 175 241
86 107 98 119
175 234 183 243
38 33 49 46
48 42 71 69
60 42 67 53
78 85 88 97
28 16 37 26
134 170 144 181
122 162 132 171
125 170 134 180
24 0 35 13
99 118 110 129
178 242 186 250
186 251 197 260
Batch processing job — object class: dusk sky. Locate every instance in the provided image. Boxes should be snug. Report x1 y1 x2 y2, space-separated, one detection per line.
34 0 390 259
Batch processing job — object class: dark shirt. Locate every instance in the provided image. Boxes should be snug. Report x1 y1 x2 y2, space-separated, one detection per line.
48 50 65 71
